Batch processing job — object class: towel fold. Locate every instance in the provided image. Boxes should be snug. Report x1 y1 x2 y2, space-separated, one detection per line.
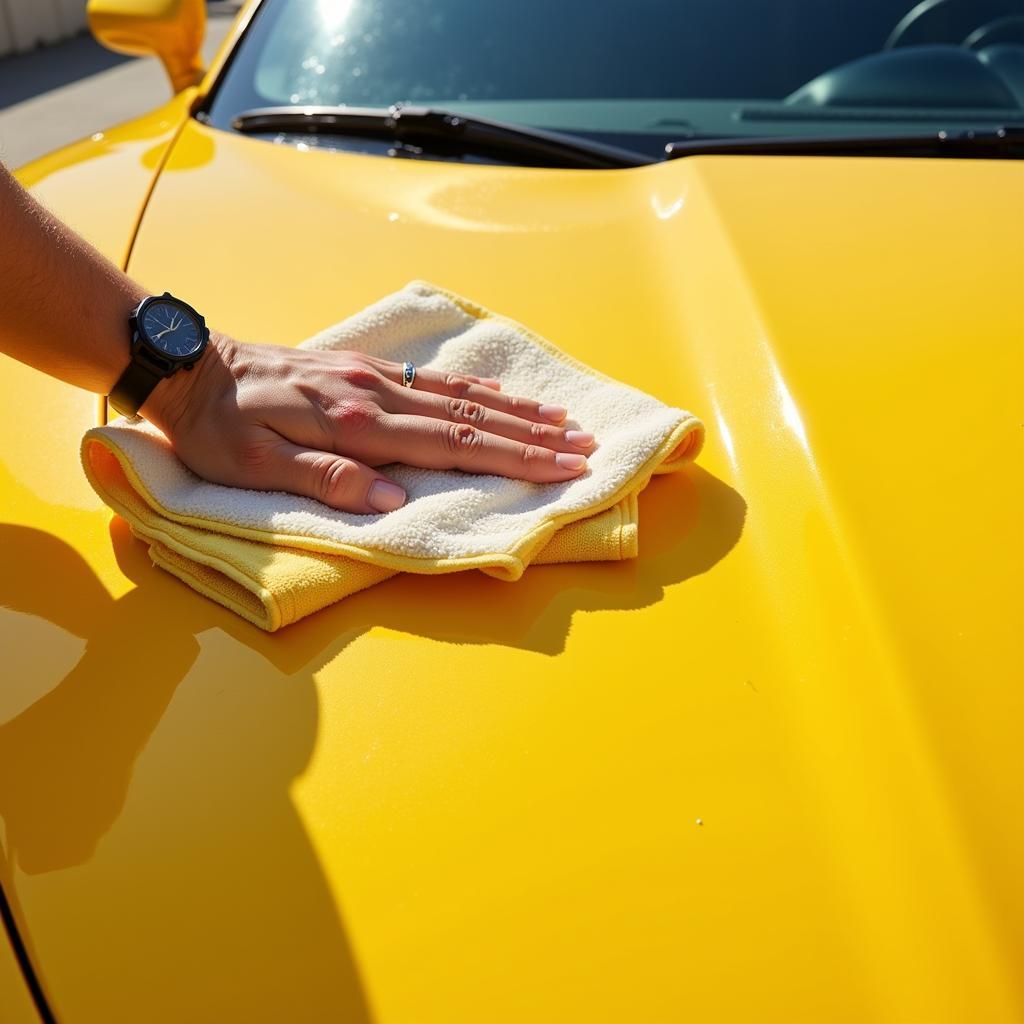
81 281 704 630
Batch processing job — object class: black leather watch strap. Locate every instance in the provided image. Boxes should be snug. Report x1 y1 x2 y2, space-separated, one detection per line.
109 357 165 418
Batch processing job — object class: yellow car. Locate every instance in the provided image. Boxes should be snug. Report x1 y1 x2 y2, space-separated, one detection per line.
2 0 1022 1020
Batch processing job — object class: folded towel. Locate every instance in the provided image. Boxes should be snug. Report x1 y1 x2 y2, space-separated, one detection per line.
81 281 705 631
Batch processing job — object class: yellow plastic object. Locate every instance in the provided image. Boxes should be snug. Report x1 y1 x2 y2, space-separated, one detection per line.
1 112 1022 1022
87 0 206 93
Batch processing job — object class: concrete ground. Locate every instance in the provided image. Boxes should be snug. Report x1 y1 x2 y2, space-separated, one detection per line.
0 2 241 170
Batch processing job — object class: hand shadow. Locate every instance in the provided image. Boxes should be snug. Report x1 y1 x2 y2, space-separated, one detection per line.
0 521 372 1022
0 462 742 1019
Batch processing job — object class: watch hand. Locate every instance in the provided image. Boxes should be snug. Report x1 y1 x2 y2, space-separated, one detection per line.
152 317 184 341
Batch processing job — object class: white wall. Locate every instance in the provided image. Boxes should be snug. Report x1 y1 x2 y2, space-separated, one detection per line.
0 0 88 58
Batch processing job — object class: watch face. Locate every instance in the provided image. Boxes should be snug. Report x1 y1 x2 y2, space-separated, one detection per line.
141 299 204 358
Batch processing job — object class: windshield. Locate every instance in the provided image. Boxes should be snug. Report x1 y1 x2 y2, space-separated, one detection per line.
205 0 1024 161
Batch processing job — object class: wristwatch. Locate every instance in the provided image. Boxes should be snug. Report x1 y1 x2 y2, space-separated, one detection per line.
108 292 210 418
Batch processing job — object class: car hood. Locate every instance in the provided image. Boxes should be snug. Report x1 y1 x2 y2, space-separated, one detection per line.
2 119 1022 1022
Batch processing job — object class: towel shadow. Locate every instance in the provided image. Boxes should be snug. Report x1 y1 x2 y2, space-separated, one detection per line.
88 463 741 673
268 463 745 660
0 462 741 1016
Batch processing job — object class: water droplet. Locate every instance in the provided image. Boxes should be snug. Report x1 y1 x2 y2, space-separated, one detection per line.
695 818 704 826
388 211 400 222
91 132 104 142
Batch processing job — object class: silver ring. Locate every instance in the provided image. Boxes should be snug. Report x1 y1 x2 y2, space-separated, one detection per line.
401 361 416 388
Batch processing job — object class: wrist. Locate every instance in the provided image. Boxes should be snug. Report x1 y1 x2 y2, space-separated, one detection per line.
140 331 236 437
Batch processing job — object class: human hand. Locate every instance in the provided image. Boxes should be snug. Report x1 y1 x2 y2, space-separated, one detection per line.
142 334 596 513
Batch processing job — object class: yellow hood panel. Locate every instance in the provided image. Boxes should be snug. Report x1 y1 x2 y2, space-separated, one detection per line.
1 120 1022 1022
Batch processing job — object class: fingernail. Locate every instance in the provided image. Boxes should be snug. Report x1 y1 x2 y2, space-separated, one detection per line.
368 480 406 512
539 404 567 423
481 377 501 390
565 430 594 448
555 453 587 472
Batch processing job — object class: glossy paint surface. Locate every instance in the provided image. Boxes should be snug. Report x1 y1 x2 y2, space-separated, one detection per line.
14 88 197 263
2 112 1022 1021
0 918 39 1024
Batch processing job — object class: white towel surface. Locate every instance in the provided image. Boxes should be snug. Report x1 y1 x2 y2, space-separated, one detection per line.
82 280 705 627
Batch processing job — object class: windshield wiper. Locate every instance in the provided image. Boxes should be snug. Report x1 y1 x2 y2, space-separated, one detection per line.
232 104 651 169
665 126 1024 160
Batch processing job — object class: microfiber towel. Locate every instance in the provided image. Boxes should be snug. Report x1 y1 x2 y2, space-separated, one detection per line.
81 281 705 631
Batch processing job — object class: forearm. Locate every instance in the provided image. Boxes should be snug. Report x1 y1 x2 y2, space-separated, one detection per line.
0 162 147 394
0 164 593 513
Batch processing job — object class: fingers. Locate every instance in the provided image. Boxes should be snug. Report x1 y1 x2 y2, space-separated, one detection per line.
384 386 596 455
259 440 407 513
366 356 501 393
385 414 590 483
374 360 566 425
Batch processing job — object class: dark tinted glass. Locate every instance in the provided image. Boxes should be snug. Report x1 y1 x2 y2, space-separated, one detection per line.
206 0 1024 159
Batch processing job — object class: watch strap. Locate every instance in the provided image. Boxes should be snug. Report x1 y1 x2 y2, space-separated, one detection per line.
109 356 165 418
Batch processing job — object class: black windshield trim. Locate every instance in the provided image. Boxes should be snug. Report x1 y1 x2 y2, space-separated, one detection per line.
665 126 1024 159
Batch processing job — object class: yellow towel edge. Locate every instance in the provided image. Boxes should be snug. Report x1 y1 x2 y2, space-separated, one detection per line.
83 413 701 581
82 280 704 578
620 490 639 559
79 439 284 629
148 542 278 632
